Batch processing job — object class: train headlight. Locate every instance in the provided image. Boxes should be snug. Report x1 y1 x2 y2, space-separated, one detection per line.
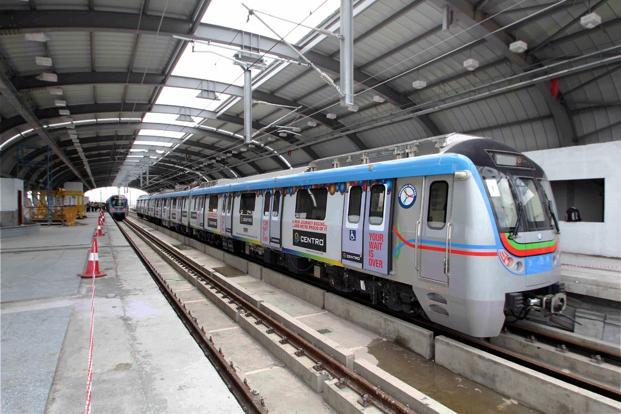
498 249 524 274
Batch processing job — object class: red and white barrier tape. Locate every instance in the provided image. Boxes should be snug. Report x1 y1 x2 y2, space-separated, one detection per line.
84 267 96 414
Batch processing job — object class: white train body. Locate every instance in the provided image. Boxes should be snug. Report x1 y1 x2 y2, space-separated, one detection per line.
136 134 564 337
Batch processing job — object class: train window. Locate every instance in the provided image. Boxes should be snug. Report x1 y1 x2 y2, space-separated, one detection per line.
263 192 271 216
295 188 327 220
427 181 448 229
272 191 281 217
369 185 385 225
227 194 233 213
240 193 256 215
208 195 218 212
348 186 362 223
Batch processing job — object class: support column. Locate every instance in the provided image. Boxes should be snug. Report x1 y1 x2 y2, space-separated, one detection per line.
339 0 354 107
243 68 252 144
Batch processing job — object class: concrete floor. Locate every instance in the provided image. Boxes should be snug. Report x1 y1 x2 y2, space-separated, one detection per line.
561 252 621 302
1 214 242 413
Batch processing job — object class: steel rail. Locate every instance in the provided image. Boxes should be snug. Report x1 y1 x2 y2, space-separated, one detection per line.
116 219 267 414
129 214 621 402
122 216 414 414
509 319 621 361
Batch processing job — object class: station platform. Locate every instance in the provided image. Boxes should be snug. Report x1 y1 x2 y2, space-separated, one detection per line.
1 214 242 413
561 252 621 303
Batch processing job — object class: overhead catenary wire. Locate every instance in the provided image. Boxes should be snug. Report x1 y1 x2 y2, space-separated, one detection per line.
249 0 570 144
139 0 573 188
141 50 621 188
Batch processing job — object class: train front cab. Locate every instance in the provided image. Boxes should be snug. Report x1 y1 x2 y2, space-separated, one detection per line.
397 140 564 338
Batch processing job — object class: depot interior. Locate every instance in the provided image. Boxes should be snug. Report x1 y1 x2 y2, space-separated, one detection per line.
0 0 619 413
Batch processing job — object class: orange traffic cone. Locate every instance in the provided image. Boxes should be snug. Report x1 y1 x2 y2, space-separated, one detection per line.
79 236 106 278
95 220 105 237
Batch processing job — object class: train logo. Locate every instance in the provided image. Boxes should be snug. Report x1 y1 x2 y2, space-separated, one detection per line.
398 184 417 209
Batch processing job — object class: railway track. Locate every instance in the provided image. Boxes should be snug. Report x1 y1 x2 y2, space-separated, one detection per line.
127 214 621 403
118 216 414 414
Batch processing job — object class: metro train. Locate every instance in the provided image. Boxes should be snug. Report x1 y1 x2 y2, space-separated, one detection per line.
136 133 566 338
106 195 129 220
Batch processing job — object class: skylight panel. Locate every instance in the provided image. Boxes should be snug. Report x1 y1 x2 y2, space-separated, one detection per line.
138 129 186 139
133 141 174 147
143 112 204 128
202 0 340 45
156 86 227 112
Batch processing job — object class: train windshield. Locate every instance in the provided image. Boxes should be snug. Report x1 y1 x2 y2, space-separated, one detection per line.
111 197 127 207
485 174 555 234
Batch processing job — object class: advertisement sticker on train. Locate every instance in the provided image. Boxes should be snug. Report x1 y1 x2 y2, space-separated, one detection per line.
398 184 417 208
292 230 326 252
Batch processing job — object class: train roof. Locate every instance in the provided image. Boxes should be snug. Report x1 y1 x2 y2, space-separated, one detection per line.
149 152 475 199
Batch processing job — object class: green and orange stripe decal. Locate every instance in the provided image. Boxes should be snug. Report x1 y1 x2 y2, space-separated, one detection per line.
500 232 557 257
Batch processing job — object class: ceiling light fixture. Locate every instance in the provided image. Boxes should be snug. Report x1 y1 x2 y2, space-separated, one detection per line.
307 120 318 127
411 80 427 89
58 109 70 116
25 33 49 42
509 40 528 54
326 113 337 119
35 56 53 67
48 87 63 96
463 58 479 71
176 114 194 122
196 90 218 100
36 72 58 82
580 12 602 29
372 95 386 103
347 104 359 112
54 99 66 107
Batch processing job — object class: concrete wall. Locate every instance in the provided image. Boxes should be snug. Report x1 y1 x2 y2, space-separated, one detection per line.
526 142 621 258
0 178 24 227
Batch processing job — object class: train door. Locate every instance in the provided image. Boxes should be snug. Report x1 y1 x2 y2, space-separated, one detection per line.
419 175 453 285
269 190 282 248
362 181 393 275
225 194 233 236
198 196 206 228
341 185 366 268
261 191 271 245
392 177 424 281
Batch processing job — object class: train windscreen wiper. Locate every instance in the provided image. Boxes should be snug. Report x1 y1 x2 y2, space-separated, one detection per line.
510 201 524 239
547 199 560 233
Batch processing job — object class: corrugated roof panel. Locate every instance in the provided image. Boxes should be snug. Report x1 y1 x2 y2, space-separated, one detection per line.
252 157 281 173
0 96 19 119
132 35 178 73
60 84 96 106
147 0 199 20
258 64 309 93
125 85 156 103
46 32 91 73
92 0 142 13
94 84 125 103
35 0 89 10
0 35 46 76
93 32 136 71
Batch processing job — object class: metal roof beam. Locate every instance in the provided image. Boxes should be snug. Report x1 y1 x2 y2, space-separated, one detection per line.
10 72 358 151
0 10 438 134
0 62 94 189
